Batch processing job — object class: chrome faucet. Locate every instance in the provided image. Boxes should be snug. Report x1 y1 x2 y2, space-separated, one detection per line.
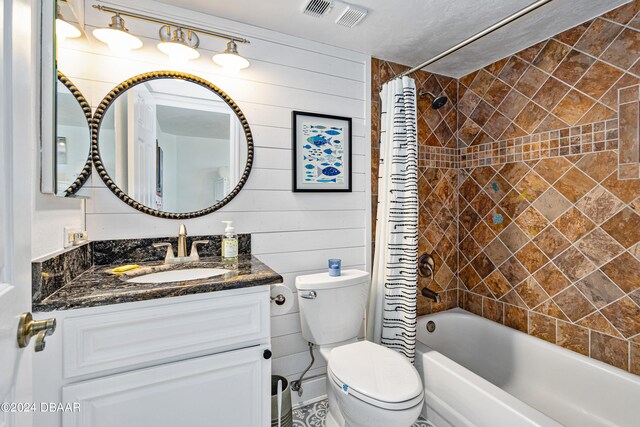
153 224 209 264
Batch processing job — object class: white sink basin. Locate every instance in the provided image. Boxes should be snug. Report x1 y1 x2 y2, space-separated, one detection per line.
126 268 230 284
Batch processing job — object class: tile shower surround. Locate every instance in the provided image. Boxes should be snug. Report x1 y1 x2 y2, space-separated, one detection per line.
372 0 640 375
371 58 460 316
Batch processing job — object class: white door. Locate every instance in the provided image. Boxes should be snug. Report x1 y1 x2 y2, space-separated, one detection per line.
0 0 40 426
0 286 28 427
62 345 271 427
128 85 157 209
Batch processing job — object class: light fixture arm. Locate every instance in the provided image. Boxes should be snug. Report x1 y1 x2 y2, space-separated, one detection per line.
159 25 200 48
92 4 250 44
108 13 128 31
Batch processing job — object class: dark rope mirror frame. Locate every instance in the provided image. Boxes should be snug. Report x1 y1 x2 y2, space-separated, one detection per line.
58 71 93 196
91 71 254 219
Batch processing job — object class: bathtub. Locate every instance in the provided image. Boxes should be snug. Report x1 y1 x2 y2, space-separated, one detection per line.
414 308 640 427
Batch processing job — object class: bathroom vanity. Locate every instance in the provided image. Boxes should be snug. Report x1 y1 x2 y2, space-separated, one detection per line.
31 56 282 425
31 244 282 427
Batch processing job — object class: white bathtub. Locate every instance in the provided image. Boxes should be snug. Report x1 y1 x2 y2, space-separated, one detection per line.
414 308 640 427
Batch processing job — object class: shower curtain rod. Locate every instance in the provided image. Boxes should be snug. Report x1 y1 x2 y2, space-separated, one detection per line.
382 0 553 86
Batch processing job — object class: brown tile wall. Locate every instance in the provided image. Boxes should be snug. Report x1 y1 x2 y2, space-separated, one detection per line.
372 1 640 375
459 152 640 373
458 1 640 375
371 58 459 316
457 2 640 147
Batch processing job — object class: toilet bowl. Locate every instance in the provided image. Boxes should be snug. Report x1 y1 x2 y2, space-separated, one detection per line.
324 341 423 427
295 270 424 427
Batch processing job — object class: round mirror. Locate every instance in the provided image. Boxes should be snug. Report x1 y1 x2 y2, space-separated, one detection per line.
56 71 92 196
92 71 254 219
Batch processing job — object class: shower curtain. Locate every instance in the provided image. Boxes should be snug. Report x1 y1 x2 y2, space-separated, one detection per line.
366 76 419 362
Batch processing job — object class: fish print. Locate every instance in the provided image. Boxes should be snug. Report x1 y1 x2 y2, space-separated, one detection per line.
319 166 341 176
300 120 346 185
307 135 332 147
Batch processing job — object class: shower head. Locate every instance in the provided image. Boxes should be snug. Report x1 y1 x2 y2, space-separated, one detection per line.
431 95 448 110
419 91 449 110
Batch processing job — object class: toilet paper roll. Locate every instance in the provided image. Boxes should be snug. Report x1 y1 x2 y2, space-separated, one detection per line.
270 285 294 315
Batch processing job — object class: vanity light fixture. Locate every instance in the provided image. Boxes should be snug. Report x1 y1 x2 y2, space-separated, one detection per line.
56 4 81 43
157 25 200 63
92 13 143 54
213 40 250 72
92 4 251 70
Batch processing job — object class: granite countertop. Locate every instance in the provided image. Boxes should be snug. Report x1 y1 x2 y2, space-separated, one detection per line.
33 255 283 312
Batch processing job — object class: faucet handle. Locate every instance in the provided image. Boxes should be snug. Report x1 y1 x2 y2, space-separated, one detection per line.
153 242 175 261
189 240 210 261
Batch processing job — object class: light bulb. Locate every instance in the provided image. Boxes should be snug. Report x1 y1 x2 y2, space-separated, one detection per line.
213 52 250 71
92 14 142 54
157 41 200 64
56 18 81 43
157 27 200 64
213 40 250 72
55 4 80 43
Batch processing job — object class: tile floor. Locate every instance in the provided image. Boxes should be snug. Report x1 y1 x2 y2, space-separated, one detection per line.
292 399 433 427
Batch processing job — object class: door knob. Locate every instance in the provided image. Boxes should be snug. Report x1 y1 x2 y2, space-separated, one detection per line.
17 312 56 352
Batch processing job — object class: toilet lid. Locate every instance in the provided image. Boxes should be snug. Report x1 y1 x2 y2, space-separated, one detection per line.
328 341 423 410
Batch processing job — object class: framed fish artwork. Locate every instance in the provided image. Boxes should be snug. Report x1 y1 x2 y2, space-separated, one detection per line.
292 111 352 192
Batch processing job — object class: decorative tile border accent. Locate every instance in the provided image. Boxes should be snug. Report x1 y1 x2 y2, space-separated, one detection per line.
423 119 621 169
619 85 640 180
420 146 460 169
459 119 619 168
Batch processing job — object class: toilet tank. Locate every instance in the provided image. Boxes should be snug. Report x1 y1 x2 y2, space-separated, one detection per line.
295 270 370 346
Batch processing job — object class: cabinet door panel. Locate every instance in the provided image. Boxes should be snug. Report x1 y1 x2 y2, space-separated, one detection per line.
63 290 269 379
62 345 270 427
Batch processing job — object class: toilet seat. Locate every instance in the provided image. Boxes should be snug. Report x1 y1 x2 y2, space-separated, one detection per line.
328 368 424 411
327 341 423 411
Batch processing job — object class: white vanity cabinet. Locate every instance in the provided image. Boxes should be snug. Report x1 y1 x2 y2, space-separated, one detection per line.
33 286 271 427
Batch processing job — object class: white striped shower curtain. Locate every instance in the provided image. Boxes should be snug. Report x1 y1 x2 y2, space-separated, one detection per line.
366 76 419 362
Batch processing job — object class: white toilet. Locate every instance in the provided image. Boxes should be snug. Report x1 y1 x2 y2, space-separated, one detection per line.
295 270 424 427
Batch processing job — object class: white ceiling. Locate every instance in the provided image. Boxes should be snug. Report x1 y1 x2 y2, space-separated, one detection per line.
156 105 230 139
156 0 630 77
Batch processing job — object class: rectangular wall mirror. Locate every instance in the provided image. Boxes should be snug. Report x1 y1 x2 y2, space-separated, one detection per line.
41 0 91 198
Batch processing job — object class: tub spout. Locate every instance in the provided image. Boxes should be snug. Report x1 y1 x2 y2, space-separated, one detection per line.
422 287 441 303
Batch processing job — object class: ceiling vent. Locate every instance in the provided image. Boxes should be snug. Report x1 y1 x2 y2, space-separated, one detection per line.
302 0 334 18
335 4 368 28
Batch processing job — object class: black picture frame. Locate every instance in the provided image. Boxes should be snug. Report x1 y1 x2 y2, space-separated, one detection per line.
292 111 352 192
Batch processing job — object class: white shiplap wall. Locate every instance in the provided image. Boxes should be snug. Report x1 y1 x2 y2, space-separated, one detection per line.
58 0 370 405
